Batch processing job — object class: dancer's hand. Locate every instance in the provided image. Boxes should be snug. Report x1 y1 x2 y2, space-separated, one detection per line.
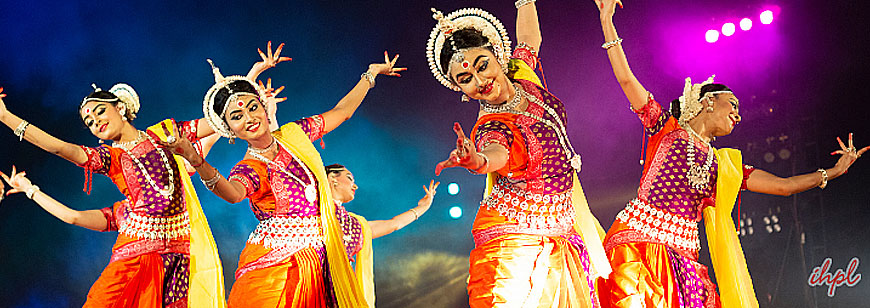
435 122 485 175
367 51 406 77
593 0 623 20
829 133 870 177
247 41 292 82
416 180 440 210
258 78 286 132
1 166 35 196
0 87 9 120
149 122 202 166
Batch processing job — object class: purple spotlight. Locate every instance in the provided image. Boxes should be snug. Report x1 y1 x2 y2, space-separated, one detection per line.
705 29 720 43
722 23 736 36
760 10 774 24
740 18 753 31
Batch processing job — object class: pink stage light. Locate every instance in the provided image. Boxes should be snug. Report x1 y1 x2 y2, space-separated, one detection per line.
722 23 736 36
740 18 753 31
705 29 720 43
760 10 774 24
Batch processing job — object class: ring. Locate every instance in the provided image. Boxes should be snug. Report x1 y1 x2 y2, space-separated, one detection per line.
166 135 177 144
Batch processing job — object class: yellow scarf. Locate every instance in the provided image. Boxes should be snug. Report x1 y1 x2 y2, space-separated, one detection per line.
704 148 759 307
272 122 371 307
148 119 226 308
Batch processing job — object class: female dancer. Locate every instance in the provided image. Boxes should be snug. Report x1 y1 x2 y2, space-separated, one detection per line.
429 3 610 307
0 76 243 306
594 1 869 307
325 164 438 304
156 44 404 307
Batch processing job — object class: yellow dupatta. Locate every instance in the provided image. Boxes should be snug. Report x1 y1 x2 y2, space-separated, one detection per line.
272 122 371 307
349 213 376 307
481 59 612 279
704 148 759 307
148 119 226 308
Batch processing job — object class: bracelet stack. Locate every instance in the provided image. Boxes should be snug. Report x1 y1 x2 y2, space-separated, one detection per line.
25 185 40 199
361 71 376 89
200 168 221 191
515 0 536 9
817 168 828 189
602 38 623 50
14 120 29 142
409 208 420 220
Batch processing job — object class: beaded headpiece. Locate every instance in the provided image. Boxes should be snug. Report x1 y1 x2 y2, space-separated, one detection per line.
426 8 512 91
202 59 264 139
80 83 140 120
677 75 732 127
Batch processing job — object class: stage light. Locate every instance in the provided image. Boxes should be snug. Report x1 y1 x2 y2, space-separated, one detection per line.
760 10 774 24
722 23 736 36
449 206 462 219
447 183 459 195
740 18 753 31
705 29 720 43
748 226 754 235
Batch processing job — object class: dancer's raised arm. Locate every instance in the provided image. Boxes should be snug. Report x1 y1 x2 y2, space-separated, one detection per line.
319 51 405 134
368 180 439 238
746 134 870 196
595 0 648 111
2 167 107 231
0 88 88 165
516 0 542 54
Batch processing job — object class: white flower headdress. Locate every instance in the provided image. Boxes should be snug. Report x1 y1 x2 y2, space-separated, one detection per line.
677 75 731 127
202 59 264 139
426 8 512 91
81 83 140 120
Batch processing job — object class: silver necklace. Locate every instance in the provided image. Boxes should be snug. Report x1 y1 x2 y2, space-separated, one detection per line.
683 125 715 189
247 137 276 155
504 87 583 172
112 130 146 149
116 132 176 197
480 84 524 114
247 143 318 204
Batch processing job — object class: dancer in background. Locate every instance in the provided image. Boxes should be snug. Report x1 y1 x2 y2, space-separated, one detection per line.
429 3 610 307
156 42 404 307
594 0 869 307
0 75 244 306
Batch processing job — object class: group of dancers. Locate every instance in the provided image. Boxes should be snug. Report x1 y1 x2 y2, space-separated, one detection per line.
0 1 867 307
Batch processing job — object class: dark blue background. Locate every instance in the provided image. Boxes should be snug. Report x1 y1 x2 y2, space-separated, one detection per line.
0 1 868 307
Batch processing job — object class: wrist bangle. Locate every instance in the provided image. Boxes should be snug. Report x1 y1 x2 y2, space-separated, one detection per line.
361 71 376 88
471 152 490 174
601 38 623 50
25 185 40 199
409 208 420 220
13 120 30 142
515 0 536 9
200 167 221 191
817 168 828 189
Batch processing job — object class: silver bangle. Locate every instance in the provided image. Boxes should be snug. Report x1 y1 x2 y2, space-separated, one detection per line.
13 120 29 142
515 0 536 9
361 71 376 89
601 38 624 50
817 168 828 189
25 185 40 199
200 168 221 191
471 152 490 174
409 208 420 220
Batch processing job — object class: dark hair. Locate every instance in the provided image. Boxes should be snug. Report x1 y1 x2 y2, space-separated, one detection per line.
439 28 495 76
80 91 137 122
325 164 347 176
669 83 732 120
212 80 259 117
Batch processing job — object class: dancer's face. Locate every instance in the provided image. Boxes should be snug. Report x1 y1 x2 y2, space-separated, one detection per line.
329 169 357 203
705 93 741 137
448 48 512 104
80 101 127 140
223 94 269 141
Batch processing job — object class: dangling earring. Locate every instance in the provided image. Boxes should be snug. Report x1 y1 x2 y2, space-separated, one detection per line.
98 139 104 144
229 136 235 144
119 108 128 121
461 94 470 103
706 106 714 113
